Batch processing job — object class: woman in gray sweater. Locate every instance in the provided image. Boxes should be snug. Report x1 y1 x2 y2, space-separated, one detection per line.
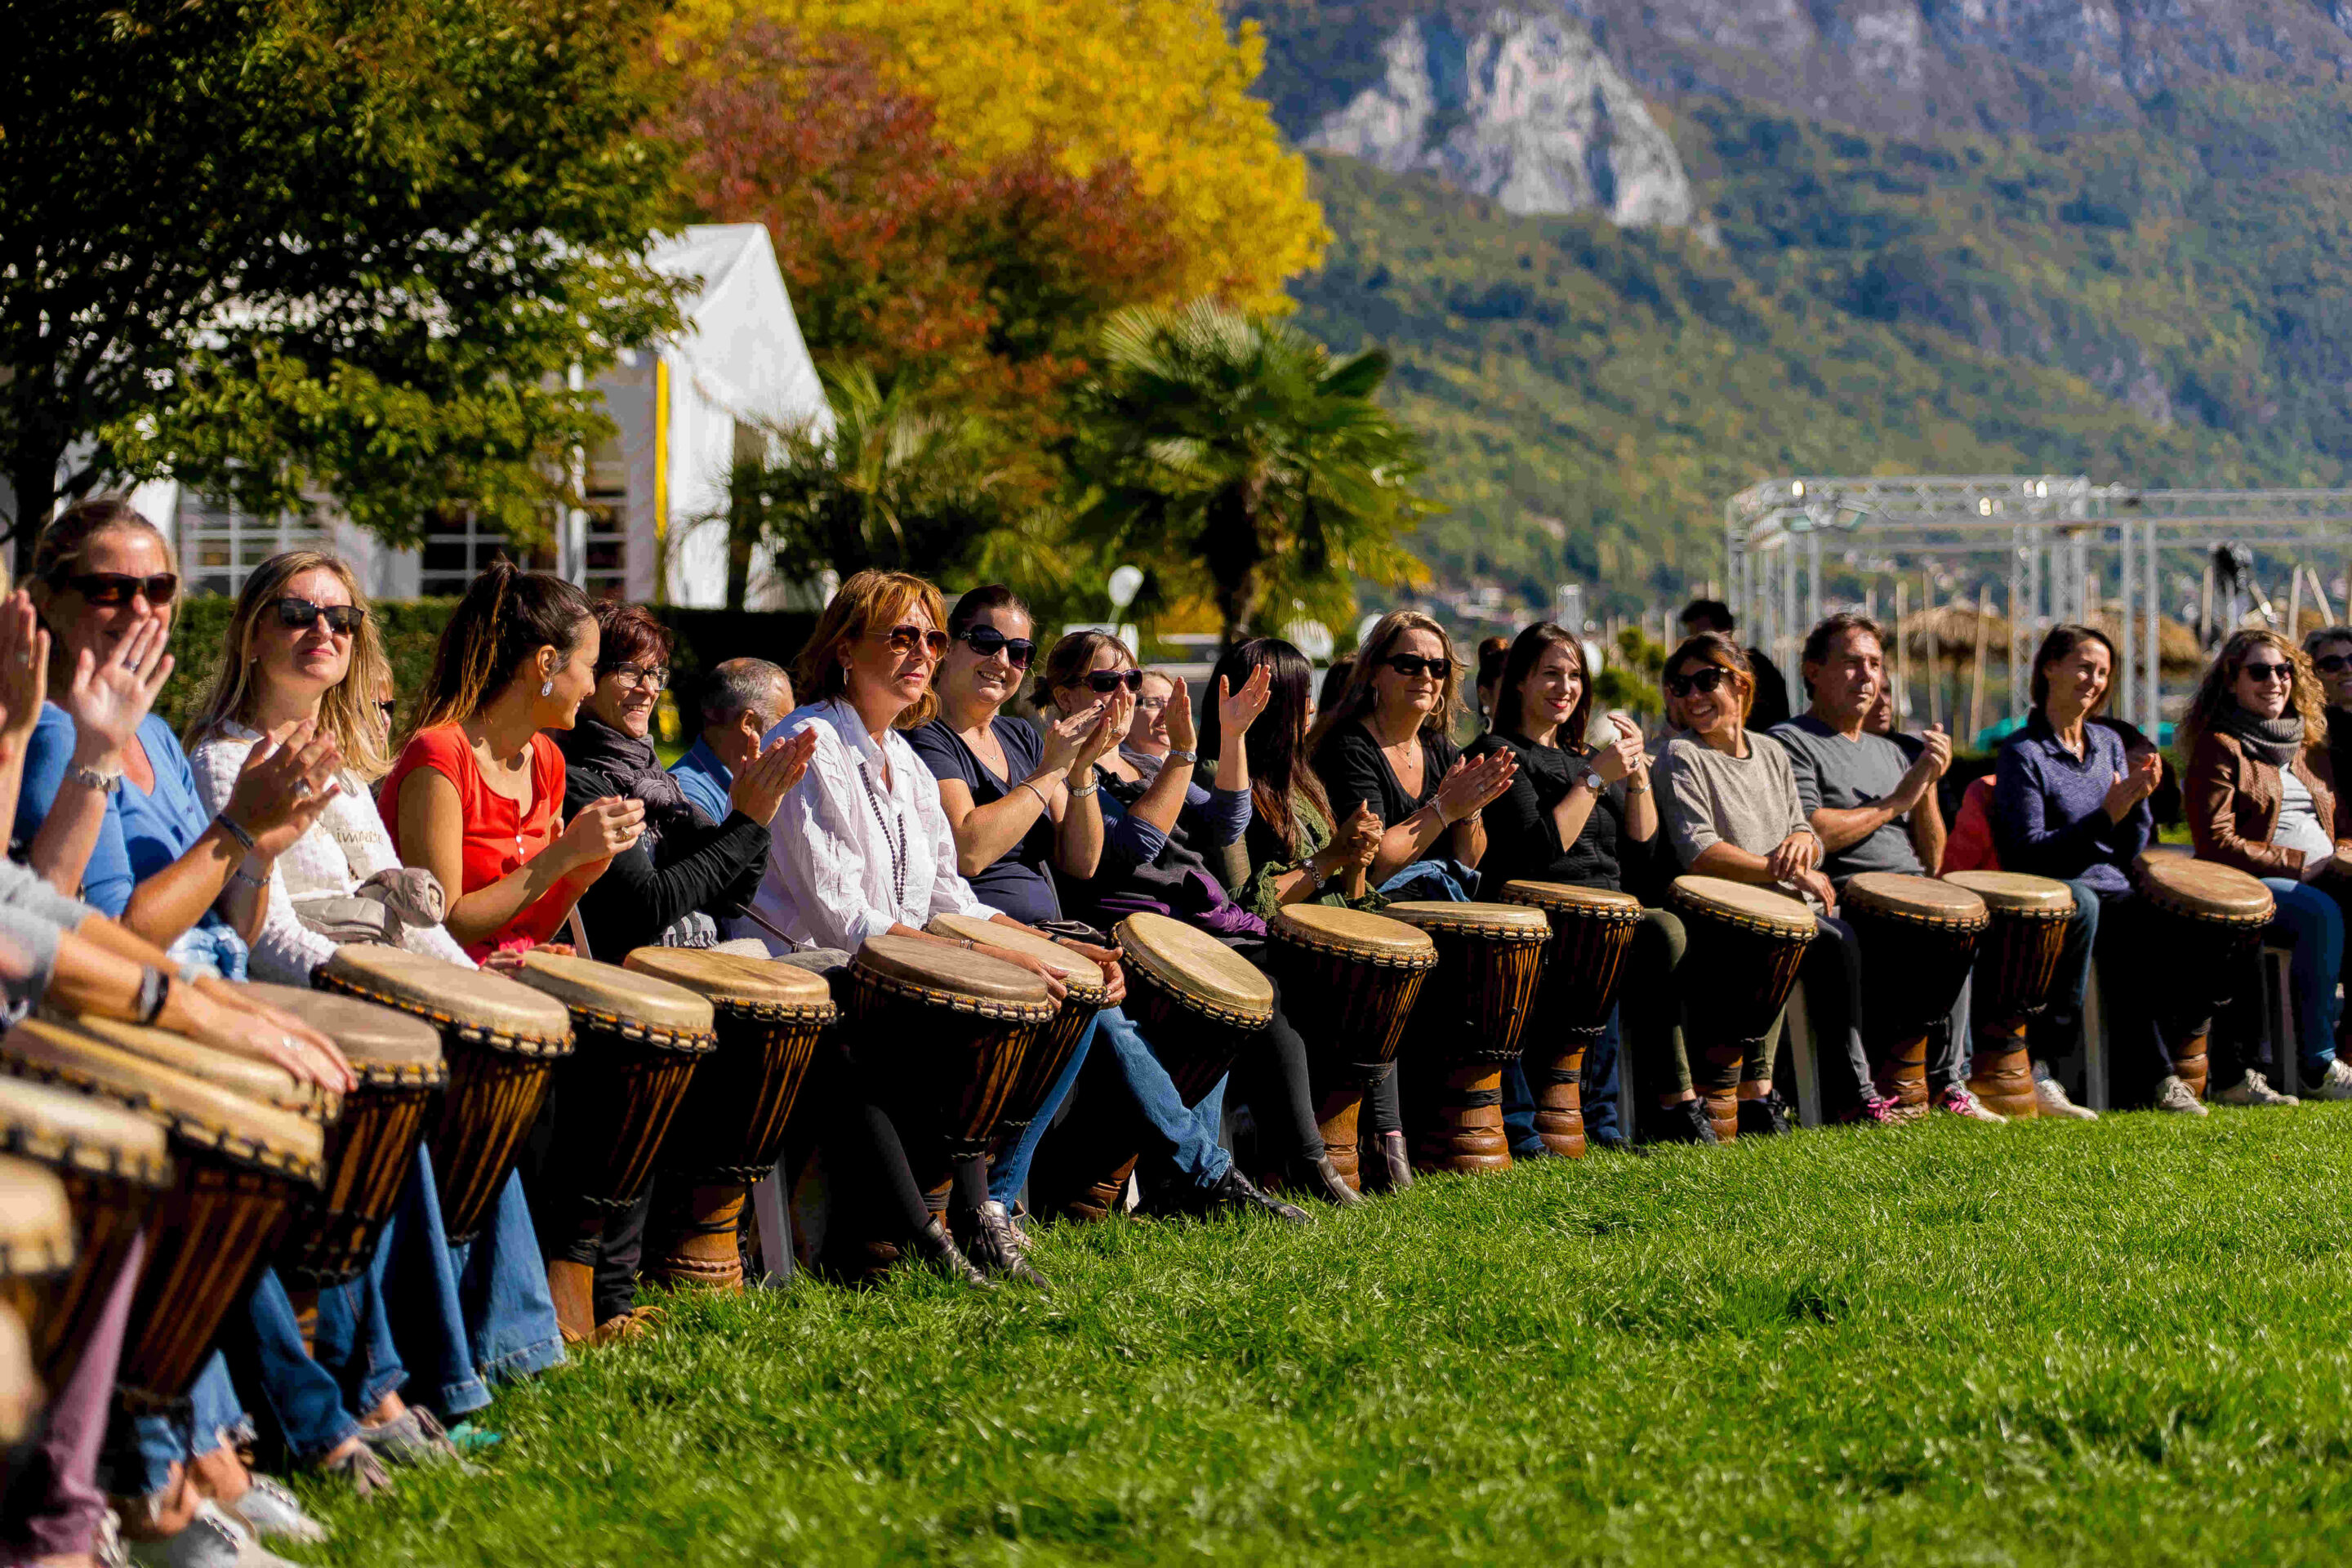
1655 633 1895 1129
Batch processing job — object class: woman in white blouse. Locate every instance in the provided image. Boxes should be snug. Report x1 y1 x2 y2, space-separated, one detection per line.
747 568 1091 1286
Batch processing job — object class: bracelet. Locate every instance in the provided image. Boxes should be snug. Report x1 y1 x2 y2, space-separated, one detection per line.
1069 777 1099 797
231 864 267 890
1019 780 1053 811
70 763 123 795
213 811 256 854
1624 776 1650 795
135 967 170 1027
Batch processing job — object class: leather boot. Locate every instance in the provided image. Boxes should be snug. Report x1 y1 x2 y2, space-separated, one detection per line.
1285 1151 1366 1208
1378 1130 1414 1192
545 1258 598 1346
962 1202 1051 1290
905 1218 992 1289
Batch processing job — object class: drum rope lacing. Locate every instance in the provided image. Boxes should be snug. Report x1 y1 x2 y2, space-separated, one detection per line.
858 762 909 911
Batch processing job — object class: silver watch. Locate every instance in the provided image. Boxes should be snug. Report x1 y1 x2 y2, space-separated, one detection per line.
1166 746 1198 764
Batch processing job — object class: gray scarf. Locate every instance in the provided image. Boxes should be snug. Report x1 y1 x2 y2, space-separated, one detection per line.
2221 705 2305 768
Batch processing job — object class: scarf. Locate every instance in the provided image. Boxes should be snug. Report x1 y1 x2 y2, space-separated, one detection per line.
559 716 699 826
2219 706 2305 768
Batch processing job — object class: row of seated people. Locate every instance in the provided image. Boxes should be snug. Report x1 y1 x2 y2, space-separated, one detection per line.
6 493 2349 1566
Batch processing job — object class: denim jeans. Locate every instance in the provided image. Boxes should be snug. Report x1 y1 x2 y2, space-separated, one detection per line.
1502 1009 1624 1155
113 1352 249 1499
991 1009 1097 1206
225 1265 374 1462
376 1145 494 1417
1087 1004 1232 1189
1378 859 1475 902
452 1169 566 1386
2259 877 2347 1079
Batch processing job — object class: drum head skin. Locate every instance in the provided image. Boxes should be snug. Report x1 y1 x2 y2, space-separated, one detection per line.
1943 871 2075 916
513 953 718 1040
0 1019 324 1185
2133 852 2276 924
924 915 1111 1004
1272 905 1439 965
65 1014 337 1124
1668 875 1817 937
0 1076 172 1187
853 934 1057 1021
1115 913 1274 1025
1383 901 1552 944
318 948 573 1054
239 984 444 1077
0 1155 73 1278
621 948 836 1016
1842 873 1989 929
0 1303 35 1446
1499 880 1644 920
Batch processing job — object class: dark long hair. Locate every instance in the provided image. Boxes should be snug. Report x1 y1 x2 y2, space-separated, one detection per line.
1204 637 1328 856
405 562 591 742
1495 622 1591 750
2027 624 2118 719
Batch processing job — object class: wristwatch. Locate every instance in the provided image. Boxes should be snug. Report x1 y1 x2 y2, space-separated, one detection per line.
70 763 122 794
1166 746 1198 764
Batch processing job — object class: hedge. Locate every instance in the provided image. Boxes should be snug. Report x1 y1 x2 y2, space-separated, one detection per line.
155 598 820 746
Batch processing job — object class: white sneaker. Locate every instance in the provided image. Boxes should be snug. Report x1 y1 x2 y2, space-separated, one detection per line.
2216 1071 2300 1107
2155 1075 2210 1116
2314 1059 2352 1101
127 1502 304 1568
1934 1085 2007 1122
2033 1072 2098 1120
228 1475 327 1544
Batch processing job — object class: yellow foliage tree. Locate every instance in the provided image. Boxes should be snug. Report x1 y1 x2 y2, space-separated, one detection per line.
664 0 1325 308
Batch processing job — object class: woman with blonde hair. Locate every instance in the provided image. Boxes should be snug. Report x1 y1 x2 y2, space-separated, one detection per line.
2182 628 2352 1102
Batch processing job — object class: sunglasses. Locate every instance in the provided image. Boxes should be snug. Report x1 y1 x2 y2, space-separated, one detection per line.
2314 654 2352 674
959 626 1036 667
1379 654 1450 679
871 625 951 660
1665 666 1733 698
271 596 365 635
51 571 177 607
1073 669 1145 695
2241 661 2295 684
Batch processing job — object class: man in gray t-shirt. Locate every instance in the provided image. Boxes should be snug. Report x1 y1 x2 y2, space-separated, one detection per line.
1770 618 1950 886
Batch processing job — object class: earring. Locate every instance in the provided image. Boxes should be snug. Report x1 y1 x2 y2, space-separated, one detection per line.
541 679 555 697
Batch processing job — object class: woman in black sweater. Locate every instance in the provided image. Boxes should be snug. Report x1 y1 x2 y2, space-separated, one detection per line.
1463 622 1661 1152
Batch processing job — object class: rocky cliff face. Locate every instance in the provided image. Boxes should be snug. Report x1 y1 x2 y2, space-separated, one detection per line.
1306 11 1695 226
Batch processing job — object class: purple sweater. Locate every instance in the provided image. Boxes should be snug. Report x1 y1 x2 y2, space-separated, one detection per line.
1990 714 2151 896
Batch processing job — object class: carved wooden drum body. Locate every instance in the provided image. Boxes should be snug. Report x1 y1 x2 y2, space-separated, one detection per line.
1383 902 1548 1176
1944 871 2074 1119
1664 877 1815 1142
1497 881 1644 1158
2131 852 2275 1101
1842 874 1989 1113
1267 905 1436 1189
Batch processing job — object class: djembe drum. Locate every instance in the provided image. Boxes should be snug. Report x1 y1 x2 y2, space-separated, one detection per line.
1028 913 1273 1223
2131 852 2276 1101
0 1018 323 1404
510 954 718 1217
1842 874 1989 1113
1381 902 1549 1174
844 938 1054 1218
236 986 447 1288
0 1156 73 1321
0 1303 34 1452
1497 881 1645 1158
0 1076 170 1391
926 915 1110 1162
1944 871 2075 1119
1665 876 1816 1142
1264 906 1436 1189
316 948 573 1244
622 947 835 1292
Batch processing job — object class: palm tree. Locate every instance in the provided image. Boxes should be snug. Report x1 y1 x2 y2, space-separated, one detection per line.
1067 301 1431 647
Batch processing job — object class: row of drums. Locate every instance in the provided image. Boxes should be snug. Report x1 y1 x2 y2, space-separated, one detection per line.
0 844 2278 1444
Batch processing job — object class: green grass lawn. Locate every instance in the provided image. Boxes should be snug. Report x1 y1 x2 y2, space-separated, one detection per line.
296 1107 2352 1566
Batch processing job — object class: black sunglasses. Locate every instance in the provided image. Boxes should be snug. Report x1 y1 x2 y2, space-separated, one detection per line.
51 571 177 607
2241 661 2295 684
1666 666 1732 698
872 624 951 660
1380 653 1450 679
959 626 1036 667
1071 669 1145 695
271 596 365 635
2314 653 2352 674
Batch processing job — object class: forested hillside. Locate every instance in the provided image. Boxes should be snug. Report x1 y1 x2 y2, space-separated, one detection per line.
1252 2 2352 612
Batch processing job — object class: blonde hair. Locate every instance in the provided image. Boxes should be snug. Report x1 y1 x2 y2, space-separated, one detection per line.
791 569 950 729
1304 609 1463 757
2180 628 2330 757
184 551 394 780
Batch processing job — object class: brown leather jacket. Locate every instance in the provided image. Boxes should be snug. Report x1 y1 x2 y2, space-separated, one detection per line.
2185 729 2343 879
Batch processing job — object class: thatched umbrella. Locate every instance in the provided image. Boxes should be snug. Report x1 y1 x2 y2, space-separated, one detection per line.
1896 603 2009 664
2084 611 2204 675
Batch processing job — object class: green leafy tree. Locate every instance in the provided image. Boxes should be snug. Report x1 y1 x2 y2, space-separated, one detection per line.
2 0 685 571
1067 300 1431 648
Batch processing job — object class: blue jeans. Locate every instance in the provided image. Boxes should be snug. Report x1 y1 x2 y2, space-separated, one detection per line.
115 1353 249 1499
1076 1004 1232 1190
991 1014 1095 1207
1379 859 1475 902
452 1169 565 1385
376 1146 493 1417
2261 877 2347 1078
1502 1009 1625 1154
226 1266 376 1461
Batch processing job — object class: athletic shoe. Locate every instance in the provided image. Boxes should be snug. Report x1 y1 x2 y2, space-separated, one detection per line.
227 1477 327 1542
359 1406 470 1468
1646 1100 1720 1146
1837 1092 1902 1127
2155 1075 2210 1116
128 1503 305 1568
2216 1071 2299 1107
1935 1085 2006 1123
2313 1059 2352 1101
2032 1070 2097 1120
1736 1089 1793 1137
